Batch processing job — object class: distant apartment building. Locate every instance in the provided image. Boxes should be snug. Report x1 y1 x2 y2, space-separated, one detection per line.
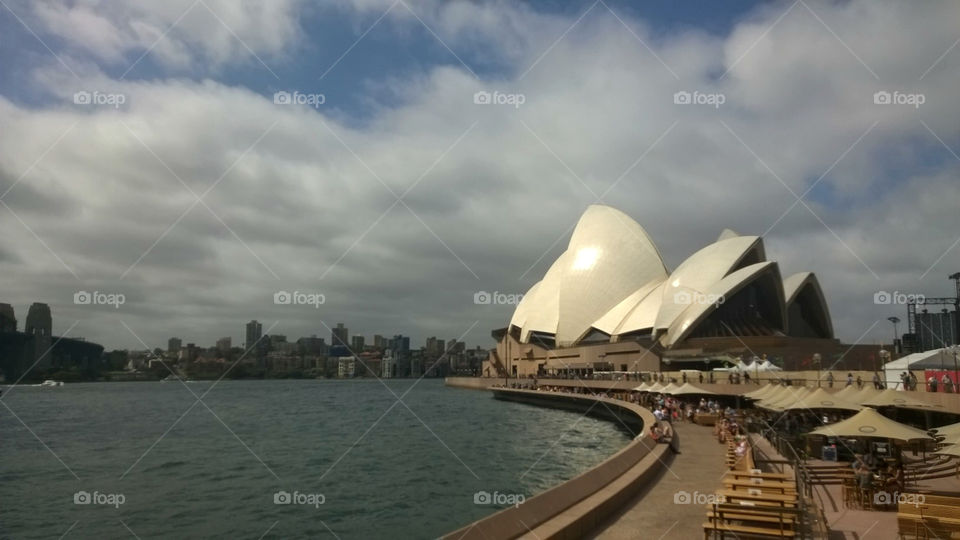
356 353 381 377
338 356 356 378
351 335 365 351
245 320 262 350
381 350 397 378
332 323 349 347
297 336 327 356
168 337 182 354
373 334 388 350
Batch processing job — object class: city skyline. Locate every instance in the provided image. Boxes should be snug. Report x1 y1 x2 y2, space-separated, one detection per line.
0 0 958 356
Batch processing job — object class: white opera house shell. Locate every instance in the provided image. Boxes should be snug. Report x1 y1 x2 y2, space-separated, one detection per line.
505 205 833 352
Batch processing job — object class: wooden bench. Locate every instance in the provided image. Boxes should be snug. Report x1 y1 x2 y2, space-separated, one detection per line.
724 471 793 481
717 489 798 507
703 503 801 539
723 479 797 494
898 497 960 539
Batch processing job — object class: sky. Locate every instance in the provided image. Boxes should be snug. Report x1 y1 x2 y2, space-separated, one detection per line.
0 0 958 352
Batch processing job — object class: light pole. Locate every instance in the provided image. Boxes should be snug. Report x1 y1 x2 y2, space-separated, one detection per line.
878 348 890 389
888 316 900 353
813 353 821 387
950 345 960 393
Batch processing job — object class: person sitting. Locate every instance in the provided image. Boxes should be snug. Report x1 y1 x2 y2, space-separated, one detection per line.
659 420 674 442
884 462 904 494
649 424 663 443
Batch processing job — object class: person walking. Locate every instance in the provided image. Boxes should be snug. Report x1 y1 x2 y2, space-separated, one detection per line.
826 372 834 388
846 373 854 387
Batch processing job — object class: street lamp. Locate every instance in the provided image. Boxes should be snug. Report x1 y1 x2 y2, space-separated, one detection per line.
878 348 890 388
950 345 960 393
812 353 821 387
887 316 900 353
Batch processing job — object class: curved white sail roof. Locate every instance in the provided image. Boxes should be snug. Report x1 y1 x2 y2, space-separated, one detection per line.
518 250 568 342
782 271 834 338
717 228 740 241
555 205 668 345
655 236 765 332
591 280 662 335
509 205 833 349
660 261 785 347
509 281 541 330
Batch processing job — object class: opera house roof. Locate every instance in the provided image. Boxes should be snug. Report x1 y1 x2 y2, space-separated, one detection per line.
509 205 833 349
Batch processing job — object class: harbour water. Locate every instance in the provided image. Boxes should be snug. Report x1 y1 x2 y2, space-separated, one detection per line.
0 379 629 539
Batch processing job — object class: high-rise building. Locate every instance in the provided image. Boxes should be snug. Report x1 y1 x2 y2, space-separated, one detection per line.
25 303 52 369
297 336 327 355
168 337 182 353
390 334 411 377
0 303 16 333
351 335 365 351
216 337 231 353
332 323 349 347
245 320 262 351
373 334 388 349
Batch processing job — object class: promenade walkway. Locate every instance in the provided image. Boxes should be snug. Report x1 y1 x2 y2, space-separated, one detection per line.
592 422 727 539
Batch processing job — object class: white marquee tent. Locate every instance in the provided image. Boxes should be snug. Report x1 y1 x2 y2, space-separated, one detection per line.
882 347 958 389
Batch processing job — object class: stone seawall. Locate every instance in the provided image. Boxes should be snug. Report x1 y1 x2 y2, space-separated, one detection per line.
443 387 673 540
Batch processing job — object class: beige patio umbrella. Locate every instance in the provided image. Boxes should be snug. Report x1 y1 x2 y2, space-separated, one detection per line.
647 382 665 393
670 382 717 396
661 382 684 394
847 386 882 404
760 387 811 411
932 421 960 438
937 434 960 446
808 408 935 442
633 382 651 392
781 388 862 411
755 385 792 406
861 389 941 411
933 445 960 458
832 385 861 401
744 383 780 400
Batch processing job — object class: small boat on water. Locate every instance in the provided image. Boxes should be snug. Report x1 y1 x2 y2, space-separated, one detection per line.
40 380 64 387
161 374 182 382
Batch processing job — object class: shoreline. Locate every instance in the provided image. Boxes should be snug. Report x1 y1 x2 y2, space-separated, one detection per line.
443 381 674 540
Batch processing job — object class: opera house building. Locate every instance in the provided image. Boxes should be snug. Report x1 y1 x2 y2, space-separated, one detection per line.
485 205 877 378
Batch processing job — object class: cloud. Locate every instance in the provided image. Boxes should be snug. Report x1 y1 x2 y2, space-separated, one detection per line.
0 0 958 351
20 0 306 72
